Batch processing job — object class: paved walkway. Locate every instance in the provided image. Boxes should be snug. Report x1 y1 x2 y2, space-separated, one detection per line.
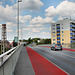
14 46 35 75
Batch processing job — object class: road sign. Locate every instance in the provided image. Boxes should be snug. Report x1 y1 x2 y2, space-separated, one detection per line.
18 0 22 2
14 37 18 43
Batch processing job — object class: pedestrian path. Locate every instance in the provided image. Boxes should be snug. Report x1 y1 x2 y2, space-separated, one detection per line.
14 46 35 75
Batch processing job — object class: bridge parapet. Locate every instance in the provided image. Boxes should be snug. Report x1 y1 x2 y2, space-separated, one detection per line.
0 45 23 75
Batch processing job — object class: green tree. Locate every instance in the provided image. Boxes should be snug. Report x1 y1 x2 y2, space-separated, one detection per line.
38 38 51 45
23 39 27 42
27 37 32 44
34 38 38 44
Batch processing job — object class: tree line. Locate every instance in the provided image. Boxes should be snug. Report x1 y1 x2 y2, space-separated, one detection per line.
20 37 51 45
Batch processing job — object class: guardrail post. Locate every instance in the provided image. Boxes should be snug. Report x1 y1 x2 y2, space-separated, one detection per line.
1 57 3 64
1 57 4 75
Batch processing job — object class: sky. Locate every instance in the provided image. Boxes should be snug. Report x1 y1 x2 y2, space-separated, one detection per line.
0 0 75 42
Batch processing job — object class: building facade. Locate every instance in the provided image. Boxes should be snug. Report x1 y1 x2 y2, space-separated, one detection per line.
51 19 75 44
1 24 7 53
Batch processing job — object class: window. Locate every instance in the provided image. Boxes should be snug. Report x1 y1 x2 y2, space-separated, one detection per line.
62 39 64 41
52 28 55 30
62 35 63 37
53 32 55 34
53 43 55 44
53 35 55 37
62 43 64 44
53 39 55 41
52 25 55 26
62 31 63 33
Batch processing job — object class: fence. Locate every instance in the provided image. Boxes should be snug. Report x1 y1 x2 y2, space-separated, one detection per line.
0 45 23 75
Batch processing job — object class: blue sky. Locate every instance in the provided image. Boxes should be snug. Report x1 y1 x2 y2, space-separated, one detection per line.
0 0 75 42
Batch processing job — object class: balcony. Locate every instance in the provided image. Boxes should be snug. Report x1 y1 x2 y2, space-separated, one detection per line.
57 37 60 39
70 29 75 31
57 26 60 28
71 40 75 43
57 33 60 36
57 41 60 43
57 29 60 32
70 33 75 35
70 37 75 39
70 25 75 28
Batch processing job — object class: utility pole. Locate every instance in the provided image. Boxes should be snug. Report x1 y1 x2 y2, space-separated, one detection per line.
21 27 23 42
17 0 22 46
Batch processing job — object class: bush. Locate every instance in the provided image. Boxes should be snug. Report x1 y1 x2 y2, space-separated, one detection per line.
71 43 75 48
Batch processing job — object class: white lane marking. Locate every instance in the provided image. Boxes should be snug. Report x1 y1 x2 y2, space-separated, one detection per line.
32 48 70 75
56 52 75 59
40 47 75 59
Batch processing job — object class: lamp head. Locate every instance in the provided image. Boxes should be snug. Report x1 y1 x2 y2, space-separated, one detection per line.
18 0 22 2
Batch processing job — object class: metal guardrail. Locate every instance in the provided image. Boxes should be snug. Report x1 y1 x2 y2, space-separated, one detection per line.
0 45 23 75
0 47 17 66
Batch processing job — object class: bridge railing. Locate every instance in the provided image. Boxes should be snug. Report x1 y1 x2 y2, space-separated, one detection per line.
0 45 23 75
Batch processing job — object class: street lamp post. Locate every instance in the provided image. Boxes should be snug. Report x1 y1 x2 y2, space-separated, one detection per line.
17 0 22 46
21 27 23 42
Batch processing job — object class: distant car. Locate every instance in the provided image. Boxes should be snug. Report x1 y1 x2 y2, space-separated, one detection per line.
24 44 26 46
13 42 18 47
51 44 62 51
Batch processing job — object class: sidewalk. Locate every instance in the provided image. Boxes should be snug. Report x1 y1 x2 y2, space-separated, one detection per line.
14 46 35 75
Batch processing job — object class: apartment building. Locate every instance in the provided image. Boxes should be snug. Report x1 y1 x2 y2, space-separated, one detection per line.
51 19 75 44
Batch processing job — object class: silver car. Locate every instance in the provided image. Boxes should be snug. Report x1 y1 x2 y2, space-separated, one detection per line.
51 44 62 51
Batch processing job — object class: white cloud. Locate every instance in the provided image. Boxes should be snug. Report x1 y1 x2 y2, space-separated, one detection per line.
23 27 48 33
7 29 13 32
19 15 32 23
19 0 44 11
30 16 43 24
44 17 55 23
16 29 21 32
6 22 16 27
45 1 75 19
32 28 48 32
6 22 16 30
6 22 17 36
30 16 55 25
23 28 31 31
58 16 64 20
32 28 40 32
0 0 43 25
41 32 50 36
45 6 56 17
0 4 16 23
28 24 42 27
0 4 32 28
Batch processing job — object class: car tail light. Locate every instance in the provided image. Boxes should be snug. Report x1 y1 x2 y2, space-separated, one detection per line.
55 46 57 47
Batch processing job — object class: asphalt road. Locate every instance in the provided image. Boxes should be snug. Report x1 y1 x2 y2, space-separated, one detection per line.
29 46 75 75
